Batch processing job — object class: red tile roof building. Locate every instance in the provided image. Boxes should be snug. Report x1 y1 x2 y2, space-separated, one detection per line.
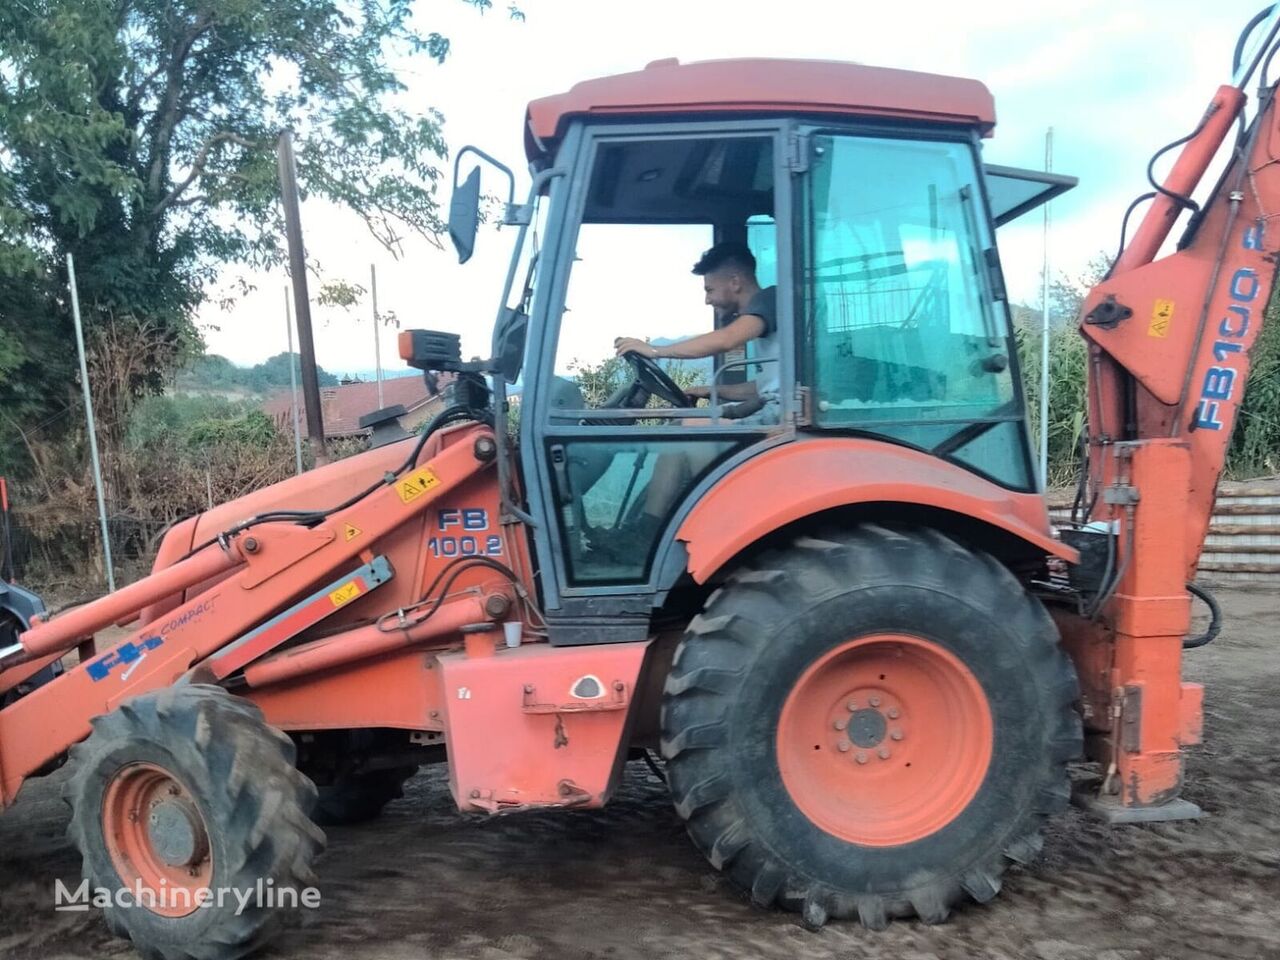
261 374 451 439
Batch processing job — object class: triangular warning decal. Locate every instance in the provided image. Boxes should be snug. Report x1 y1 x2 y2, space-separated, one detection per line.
343 523 361 541
394 466 440 504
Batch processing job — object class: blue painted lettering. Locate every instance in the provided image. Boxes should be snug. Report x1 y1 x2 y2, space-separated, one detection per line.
1202 367 1236 400
1230 268 1259 302
1194 228 1262 432
87 635 164 682
1220 304 1250 338
1213 340 1243 362
158 598 215 636
1192 400 1223 431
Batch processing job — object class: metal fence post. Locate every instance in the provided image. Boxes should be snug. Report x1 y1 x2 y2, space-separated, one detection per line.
67 253 116 592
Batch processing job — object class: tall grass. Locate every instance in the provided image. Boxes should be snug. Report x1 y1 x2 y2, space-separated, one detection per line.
1016 323 1088 488
1226 291 1280 479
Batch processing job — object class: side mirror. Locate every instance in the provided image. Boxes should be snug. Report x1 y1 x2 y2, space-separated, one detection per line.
448 166 481 265
448 145 517 264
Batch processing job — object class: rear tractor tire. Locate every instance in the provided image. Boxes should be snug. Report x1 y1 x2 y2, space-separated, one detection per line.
660 525 1081 928
64 684 326 960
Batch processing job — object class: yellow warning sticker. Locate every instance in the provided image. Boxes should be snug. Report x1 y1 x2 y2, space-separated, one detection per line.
329 581 361 607
343 523 361 542
1148 298 1174 338
395 466 441 504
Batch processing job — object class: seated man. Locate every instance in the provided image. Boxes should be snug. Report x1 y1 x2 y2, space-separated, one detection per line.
614 240 780 426
606 241 780 543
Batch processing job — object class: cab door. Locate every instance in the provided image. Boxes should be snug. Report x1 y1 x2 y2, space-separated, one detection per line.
519 121 795 633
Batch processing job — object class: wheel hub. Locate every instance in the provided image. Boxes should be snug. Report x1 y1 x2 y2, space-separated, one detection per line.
148 796 208 867
830 687 906 759
847 707 888 749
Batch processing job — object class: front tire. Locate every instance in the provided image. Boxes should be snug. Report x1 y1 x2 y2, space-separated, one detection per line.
660 525 1080 928
65 685 326 960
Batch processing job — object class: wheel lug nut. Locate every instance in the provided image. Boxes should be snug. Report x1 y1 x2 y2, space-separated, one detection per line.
887 708 900 719
834 718 847 731
855 753 868 764
878 748 891 760
837 741 850 753
846 700 857 711
891 729 903 741
869 696 881 708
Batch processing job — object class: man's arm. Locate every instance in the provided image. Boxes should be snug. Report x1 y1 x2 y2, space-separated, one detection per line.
614 312 766 360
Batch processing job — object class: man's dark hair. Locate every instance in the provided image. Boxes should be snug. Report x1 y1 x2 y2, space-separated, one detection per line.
692 242 757 277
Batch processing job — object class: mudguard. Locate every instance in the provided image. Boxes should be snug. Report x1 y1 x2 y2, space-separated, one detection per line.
677 437 1077 583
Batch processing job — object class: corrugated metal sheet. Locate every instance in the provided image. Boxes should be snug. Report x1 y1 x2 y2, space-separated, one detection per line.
1048 479 1280 587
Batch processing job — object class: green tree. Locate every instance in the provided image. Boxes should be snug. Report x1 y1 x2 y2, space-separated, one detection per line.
244 352 339 392
176 352 339 393
0 0 513 470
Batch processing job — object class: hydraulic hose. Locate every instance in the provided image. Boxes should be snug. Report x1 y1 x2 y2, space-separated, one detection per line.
1184 582 1222 649
1234 6 1277 76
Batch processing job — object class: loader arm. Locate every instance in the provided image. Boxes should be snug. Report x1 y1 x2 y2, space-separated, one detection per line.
0 429 495 806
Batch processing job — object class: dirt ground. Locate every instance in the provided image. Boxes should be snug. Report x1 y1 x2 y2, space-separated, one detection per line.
0 589 1276 960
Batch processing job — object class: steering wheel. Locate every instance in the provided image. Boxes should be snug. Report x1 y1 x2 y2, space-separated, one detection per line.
620 350 690 407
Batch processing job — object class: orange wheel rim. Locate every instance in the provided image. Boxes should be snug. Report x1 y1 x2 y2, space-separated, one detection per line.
776 634 993 847
102 763 213 917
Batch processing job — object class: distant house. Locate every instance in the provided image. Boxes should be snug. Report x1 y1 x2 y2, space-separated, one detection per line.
261 373 453 440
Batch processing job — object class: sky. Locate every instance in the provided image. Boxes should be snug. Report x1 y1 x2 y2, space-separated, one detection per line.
198 0 1273 376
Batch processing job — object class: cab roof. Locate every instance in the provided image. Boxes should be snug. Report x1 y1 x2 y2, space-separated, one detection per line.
525 58 996 162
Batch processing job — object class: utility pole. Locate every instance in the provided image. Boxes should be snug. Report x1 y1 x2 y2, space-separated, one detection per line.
1039 127 1054 488
277 130 327 467
370 263 384 408
284 287 304 475
67 253 116 592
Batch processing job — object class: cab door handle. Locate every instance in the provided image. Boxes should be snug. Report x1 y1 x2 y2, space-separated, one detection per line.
549 444 573 504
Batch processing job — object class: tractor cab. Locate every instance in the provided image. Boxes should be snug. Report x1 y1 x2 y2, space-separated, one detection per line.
419 58 1074 637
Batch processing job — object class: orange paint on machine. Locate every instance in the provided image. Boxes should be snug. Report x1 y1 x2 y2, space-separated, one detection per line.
3 15 1278 955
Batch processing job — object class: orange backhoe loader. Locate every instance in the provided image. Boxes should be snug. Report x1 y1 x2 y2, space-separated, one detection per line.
2 7 1277 957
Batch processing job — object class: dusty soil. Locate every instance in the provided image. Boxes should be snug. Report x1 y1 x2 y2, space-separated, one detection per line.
0 590 1276 960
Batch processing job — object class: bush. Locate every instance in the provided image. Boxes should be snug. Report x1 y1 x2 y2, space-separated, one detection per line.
11 396 300 593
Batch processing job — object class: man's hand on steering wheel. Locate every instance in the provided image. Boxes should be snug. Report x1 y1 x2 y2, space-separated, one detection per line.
613 336 656 359
611 338 690 408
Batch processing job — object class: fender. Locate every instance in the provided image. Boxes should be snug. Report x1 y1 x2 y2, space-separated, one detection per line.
677 438 1076 583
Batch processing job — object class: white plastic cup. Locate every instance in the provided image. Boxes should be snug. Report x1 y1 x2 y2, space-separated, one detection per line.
502 621 522 648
